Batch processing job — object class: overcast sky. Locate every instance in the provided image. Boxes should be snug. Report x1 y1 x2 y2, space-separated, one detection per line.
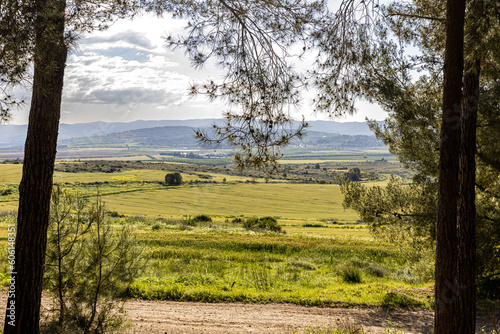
10 12 387 125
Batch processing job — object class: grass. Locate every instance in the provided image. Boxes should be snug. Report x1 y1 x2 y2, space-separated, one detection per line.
0 214 434 309
0 162 435 310
0 164 22 184
117 216 433 308
102 183 359 219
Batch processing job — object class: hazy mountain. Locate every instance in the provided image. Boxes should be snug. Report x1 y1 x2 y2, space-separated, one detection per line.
67 126 201 147
66 125 384 149
0 119 381 145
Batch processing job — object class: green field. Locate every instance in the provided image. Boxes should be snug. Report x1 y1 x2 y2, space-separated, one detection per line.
126 217 432 308
0 161 436 309
102 183 358 220
0 163 359 221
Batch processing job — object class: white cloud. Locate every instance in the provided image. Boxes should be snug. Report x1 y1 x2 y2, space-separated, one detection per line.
10 11 387 125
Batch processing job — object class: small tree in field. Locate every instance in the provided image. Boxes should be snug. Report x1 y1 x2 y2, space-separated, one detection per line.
165 172 182 186
43 187 146 334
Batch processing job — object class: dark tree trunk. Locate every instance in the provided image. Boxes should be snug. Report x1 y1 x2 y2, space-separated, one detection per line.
457 1 482 326
434 0 466 331
3 0 67 332
457 57 479 334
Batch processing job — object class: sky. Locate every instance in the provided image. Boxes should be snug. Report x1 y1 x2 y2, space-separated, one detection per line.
10 12 387 125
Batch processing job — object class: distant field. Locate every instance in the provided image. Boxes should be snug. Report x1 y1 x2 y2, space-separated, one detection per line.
102 183 359 220
0 164 22 184
0 164 359 221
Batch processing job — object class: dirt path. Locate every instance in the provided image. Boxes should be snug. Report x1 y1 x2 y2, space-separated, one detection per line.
119 299 434 334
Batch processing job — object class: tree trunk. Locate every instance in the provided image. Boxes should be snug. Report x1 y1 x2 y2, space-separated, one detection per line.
434 0 466 331
457 0 482 327
457 57 479 334
3 0 67 332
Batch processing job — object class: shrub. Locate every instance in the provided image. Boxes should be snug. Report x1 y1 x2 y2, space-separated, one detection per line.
243 216 282 232
43 187 147 333
381 292 424 308
365 264 387 278
192 214 212 223
243 217 259 229
165 172 182 186
303 223 326 228
0 188 12 196
478 277 500 300
341 266 363 284
108 211 123 218
151 223 162 231
257 216 282 232
346 168 361 182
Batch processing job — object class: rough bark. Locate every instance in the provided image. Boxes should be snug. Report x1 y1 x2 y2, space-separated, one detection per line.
457 57 479 334
3 0 67 332
457 6 482 327
434 0 466 331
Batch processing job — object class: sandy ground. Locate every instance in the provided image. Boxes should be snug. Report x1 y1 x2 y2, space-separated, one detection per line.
118 299 434 334
1 291 498 333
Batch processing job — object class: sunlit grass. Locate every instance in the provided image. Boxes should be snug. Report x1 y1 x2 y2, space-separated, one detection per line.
123 218 433 308
102 183 359 220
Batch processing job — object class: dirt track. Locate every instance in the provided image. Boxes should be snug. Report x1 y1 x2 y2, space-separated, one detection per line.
119 299 434 334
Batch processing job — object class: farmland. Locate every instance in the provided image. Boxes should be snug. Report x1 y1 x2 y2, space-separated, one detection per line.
0 159 436 310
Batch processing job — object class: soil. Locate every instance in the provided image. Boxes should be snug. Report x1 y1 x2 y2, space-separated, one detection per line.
118 299 434 334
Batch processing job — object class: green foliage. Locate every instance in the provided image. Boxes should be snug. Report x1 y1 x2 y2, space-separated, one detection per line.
169 0 326 171
43 187 146 333
191 214 212 223
340 176 437 283
341 266 363 284
243 216 283 232
164 172 182 186
345 168 361 182
381 292 424 308
303 223 327 228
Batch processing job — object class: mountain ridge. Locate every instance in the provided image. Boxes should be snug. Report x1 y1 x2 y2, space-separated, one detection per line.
0 119 382 145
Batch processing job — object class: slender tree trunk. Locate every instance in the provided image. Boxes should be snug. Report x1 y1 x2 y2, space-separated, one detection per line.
457 57 479 334
3 0 67 332
434 0 466 331
457 0 482 328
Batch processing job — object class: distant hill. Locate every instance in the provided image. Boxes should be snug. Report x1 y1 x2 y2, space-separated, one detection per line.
65 125 384 149
0 119 382 146
67 126 201 147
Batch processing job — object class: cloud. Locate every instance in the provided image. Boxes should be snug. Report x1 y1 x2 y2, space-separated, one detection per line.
89 89 170 104
63 50 191 108
80 30 154 50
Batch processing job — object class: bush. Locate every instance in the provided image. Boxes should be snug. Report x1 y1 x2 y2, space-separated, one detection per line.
165 172 182 186
232 217 243 224
43 187 147 333
243 216 282 232
478 277 500 300
365 264 387 278
341 266 363 284
0 188 12 196
381 292 424 308
192 214 212 223
346 168 361 182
